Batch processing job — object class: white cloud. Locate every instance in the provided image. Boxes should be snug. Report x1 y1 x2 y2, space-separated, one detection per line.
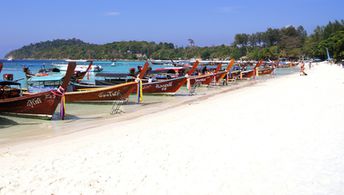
106 11 120 16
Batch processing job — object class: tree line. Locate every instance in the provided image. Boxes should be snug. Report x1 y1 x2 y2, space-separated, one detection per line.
5 20 344 62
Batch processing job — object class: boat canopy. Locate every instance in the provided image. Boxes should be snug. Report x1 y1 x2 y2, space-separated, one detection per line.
28 74 64 82
96 73 133 78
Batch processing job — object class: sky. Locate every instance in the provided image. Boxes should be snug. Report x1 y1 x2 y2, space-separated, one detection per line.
0 0 343 57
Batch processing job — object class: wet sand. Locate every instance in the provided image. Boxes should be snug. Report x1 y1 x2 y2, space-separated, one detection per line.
3 64 343 194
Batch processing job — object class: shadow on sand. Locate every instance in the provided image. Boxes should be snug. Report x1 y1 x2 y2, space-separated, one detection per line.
0 117 41 128
0 117 19 128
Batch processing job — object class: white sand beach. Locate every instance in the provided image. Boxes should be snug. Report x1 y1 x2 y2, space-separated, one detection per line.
1 62 344 194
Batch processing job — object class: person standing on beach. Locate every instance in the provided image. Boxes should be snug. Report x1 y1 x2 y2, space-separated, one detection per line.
272 61 277 75
300 62 307 76
309 61 312 69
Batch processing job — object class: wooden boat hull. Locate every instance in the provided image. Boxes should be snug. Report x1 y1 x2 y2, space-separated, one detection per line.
227 70 239 79
215 71 228 82
133 77 187 94
73 77 187 95
215 59 236 83
0 62 76 119
0 90 61 119
65 61 150 102
65 82 137 102
243 70 255 78
226 70 254 80
258 68 274 75
189 74 215 85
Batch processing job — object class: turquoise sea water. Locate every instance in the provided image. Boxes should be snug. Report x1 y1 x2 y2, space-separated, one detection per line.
0 59 297 86
0 60 155 87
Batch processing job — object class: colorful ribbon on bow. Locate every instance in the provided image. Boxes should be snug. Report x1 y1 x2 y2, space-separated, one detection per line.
52 86 66 120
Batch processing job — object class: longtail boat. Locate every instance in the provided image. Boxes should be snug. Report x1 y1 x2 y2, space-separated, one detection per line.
215 59 235 83
257 61 277 75
73 60 93 81
135 61 199 93
189 63 222 86
64 62 149 102
259 68 274 75
69 61 198 95
74 63 148 87
231 60 263 79
53 61 103 72
24 61 93 89
0 62 76 119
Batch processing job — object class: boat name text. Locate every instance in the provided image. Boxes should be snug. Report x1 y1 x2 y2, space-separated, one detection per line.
98 91 121 98
27 98 42 108
155 82 173 91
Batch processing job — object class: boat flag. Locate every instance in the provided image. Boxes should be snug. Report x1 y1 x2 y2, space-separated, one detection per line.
136 77 143 103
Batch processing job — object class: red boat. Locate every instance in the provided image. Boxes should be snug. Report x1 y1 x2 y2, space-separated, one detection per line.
258 67 274 75
135 61 199 94
0 62 3 73
257 61 277 75
231 60 263 79
189 63 222 86
215 59 235 83
0 62 76 119
64 62 149 102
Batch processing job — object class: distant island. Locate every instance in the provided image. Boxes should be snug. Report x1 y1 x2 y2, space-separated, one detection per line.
5 20 343 62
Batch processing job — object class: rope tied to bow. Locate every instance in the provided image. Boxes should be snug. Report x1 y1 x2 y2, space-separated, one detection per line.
135 77 143 103
185 73 191 91
52 86 66 120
